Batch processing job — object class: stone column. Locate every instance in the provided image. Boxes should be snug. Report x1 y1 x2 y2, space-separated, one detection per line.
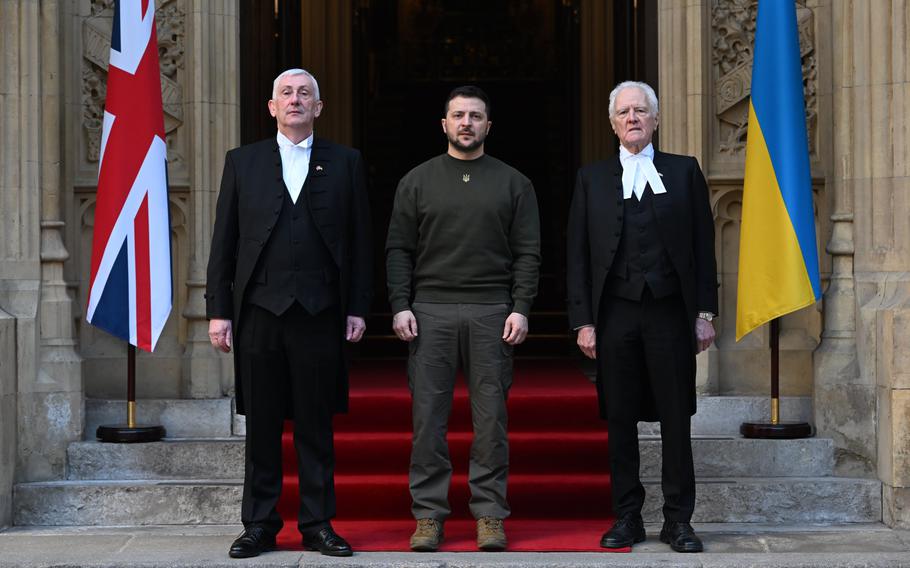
658 0 720 392
34 0 83 480
0 309 15 528
1 0 82 483
0 0 38 523
828 1 910 526
812 0 869 478
181 1 240 398
658 0 710 159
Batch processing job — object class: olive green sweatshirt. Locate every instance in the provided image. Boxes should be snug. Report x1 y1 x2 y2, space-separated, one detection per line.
385 153 541 316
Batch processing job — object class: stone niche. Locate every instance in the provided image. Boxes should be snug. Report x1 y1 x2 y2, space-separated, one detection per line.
74 0 189 398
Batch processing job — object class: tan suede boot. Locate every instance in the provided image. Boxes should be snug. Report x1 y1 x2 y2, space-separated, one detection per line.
410 518 444 552
476 517 507 551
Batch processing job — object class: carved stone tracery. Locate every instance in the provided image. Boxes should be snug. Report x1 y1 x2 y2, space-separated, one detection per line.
711 0 817 156
81 0 185 166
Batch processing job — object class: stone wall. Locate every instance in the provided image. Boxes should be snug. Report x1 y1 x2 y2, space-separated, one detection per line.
0 308 15 528
828 0 910 527
2 0 82 485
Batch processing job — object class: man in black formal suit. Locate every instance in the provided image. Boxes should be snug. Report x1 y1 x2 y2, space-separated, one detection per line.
567 81 717 553
206 68 371 559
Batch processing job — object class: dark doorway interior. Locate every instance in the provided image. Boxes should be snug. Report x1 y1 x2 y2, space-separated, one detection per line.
239 1 302 145
354 0 580 357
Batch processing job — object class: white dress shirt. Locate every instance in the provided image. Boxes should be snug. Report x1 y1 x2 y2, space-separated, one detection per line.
276 132 314 204
619 143 667 200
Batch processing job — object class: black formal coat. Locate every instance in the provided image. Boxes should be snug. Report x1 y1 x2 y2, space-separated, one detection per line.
566 151 717 419
205 137 372 415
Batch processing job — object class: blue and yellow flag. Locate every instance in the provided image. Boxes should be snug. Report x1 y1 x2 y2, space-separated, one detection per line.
736 0 821 341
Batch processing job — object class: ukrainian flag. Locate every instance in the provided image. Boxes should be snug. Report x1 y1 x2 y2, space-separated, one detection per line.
736 0 822 341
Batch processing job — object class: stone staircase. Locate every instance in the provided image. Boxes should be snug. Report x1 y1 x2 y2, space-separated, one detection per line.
12 394 881 526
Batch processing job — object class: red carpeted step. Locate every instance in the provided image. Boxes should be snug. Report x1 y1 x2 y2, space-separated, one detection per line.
282 430 610 474
336 362 603 433
277 359 616 550
337 390 603 433
279 472 613 520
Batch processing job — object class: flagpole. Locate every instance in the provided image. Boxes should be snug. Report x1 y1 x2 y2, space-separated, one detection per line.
127 344 136 427
96 342 166 443
740 318 812 439
770 317 779 424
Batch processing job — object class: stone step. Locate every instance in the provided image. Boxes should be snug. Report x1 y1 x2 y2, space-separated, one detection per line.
84 395 812 439
667 395 813 437
14 477 881 526
1 523 908 568
84 398 234 440
66 436 834 480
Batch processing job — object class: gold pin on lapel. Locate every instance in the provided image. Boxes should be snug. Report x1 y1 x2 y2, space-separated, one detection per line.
463 174 470 183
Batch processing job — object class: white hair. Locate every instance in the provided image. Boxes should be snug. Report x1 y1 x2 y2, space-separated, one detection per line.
608 81 659 119
271 68 320 101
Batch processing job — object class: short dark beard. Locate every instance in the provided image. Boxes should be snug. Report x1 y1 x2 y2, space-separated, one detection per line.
448 132 485 153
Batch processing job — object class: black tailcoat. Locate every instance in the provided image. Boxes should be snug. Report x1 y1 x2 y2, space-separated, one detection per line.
205 137 372 415
566 151 717 420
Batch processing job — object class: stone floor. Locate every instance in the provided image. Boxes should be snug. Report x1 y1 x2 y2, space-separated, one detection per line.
1 523 909 568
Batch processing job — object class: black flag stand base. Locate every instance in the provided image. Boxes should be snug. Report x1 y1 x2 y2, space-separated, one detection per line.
741 396 813 439
740 318 813 440
741 421 812 439
97 423 166 443
96 344 166 443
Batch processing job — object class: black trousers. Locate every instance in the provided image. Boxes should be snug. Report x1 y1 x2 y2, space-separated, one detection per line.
598 289 696 522
237 302 341 536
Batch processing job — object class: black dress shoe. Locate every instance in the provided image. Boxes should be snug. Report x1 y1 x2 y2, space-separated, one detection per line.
659 521 703 552
228 526 276 558
302 527 353 557
600 514 646 548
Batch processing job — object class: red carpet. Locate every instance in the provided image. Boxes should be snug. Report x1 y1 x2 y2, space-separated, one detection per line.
275 359 625 552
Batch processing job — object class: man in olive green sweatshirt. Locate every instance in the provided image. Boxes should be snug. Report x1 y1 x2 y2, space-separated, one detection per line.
386 86 540 553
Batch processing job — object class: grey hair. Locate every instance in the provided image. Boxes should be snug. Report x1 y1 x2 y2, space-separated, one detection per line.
272 68 320 101
608 81 659 119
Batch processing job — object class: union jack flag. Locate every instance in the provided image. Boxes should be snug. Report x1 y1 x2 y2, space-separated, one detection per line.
86 0 171 351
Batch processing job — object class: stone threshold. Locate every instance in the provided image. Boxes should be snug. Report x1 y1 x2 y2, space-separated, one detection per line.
0 523 908 568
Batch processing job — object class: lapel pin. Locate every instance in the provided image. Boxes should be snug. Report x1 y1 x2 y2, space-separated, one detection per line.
658 172 664 177
316 165 324 172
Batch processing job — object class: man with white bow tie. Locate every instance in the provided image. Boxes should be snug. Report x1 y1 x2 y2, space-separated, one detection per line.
566 81 717 553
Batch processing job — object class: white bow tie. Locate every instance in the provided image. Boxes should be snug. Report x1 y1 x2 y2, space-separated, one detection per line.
621 154 667 200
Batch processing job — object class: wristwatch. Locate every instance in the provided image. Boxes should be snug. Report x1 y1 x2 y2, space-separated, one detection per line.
697 311 715 322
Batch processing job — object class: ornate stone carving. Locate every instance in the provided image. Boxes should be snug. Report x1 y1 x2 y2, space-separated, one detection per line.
712 0 817 156
156 2 185 81
81 65 106 163
81 0 185 166
90 0 114 17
